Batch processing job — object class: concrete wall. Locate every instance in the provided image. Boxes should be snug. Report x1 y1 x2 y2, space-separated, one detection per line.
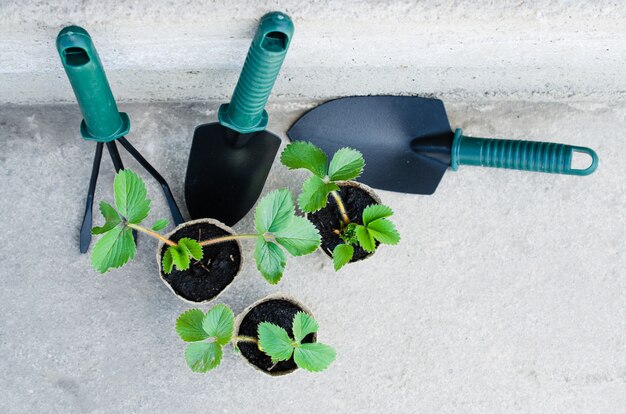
1 0 625 105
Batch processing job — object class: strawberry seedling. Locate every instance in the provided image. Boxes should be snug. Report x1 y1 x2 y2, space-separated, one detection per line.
280 141 400 270
176 304 336 373
91 169 320 284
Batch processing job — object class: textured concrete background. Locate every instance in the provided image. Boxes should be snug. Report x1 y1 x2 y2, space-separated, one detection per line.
1 0 625 104
1 0 626 413
2 100 624 413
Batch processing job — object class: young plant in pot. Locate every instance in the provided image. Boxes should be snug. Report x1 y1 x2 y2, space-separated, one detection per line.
280 141 401 270
90 169 321 302
176 295 336 375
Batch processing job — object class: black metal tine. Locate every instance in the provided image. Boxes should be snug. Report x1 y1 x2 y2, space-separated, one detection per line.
117 137 184 225
105 141 138 243
106 141 125 172
79 142 104 253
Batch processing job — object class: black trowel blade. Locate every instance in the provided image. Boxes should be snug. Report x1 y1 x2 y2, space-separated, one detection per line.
184 123 281 225
287 96 455 195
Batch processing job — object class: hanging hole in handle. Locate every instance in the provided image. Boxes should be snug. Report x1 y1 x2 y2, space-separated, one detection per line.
568 146 598 176
64 47 90 66
262 32 288 52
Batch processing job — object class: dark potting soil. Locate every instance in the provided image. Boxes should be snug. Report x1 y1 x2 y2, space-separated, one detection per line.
160 222 241 302
308 184 379 262
237 299 315 374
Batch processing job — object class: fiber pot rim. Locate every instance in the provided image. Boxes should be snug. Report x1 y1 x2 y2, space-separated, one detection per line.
234 293 317 377
308 180 382 263
156 218 243 304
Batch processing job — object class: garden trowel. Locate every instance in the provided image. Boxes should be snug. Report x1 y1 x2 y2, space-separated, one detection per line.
185 12 293 225
287 96 598 194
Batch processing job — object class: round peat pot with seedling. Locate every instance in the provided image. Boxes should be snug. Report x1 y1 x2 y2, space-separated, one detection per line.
90 170 321 302
234 294 323 375
280 141 401 270
175 295 336 375
156 219 242 303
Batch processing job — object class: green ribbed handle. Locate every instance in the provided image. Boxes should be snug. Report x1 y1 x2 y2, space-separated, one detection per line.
56 26 129 142
450 129 598 176
218 12 294 133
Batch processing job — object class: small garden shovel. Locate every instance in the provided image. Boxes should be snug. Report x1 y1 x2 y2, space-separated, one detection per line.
184 12 294 225
288 96 598 194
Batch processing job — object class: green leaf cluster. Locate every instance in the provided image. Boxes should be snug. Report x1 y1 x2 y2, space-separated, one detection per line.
280 142 364 213
176 307 336 374
258 312 336 372
332 204 400 271
175 305 235 373
91 169 167 273
253 189 321 284
162 238 203 273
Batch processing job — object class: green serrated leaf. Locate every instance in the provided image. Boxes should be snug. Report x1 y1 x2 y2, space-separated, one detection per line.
355 225 376 253
257 322 294 362
362 204 393 226
254 238 286 284
274 216 321 257
254 189 295 233
297 175 339 213
202 304 234 346
332 243 354 271
162 249 174 274
176 309 209 342
178 238 203 261
294 342 336 372
151 218 168 231
113 169 151 224
92 201 122 235
367 218 401 245
280 141 328 177
91 226 136 273
292 312 319 343
339 222 358 245
328 147 365 181
184 342 222 373
169 244 190 271
165 238 202 273
175 241 190 257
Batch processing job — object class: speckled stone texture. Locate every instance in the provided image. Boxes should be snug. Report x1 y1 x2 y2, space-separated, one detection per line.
1 0 625 412
0 0 625 104
0 98 624 413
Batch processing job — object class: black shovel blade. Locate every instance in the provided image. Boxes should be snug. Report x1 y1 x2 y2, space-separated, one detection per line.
287 96 455 195
184 123 281 225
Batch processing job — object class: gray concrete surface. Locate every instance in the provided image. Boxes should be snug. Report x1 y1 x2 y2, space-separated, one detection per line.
1 98 624 413
2 0 626 412
1 0 625 104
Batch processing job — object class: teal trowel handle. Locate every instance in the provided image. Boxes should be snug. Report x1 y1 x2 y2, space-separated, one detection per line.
56 26 129 142
450 129 598 176
218 12 294 133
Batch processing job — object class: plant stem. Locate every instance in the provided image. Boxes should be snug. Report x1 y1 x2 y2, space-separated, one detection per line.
232 335 264 352
330 190 350 225
127 223 177 246
198 234 259 246
232 335 258 344
127 225 259 248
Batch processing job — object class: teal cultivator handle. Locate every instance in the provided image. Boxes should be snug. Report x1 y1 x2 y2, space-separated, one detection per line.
56 26 129 142
450 128 598 176
218 11 294 133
